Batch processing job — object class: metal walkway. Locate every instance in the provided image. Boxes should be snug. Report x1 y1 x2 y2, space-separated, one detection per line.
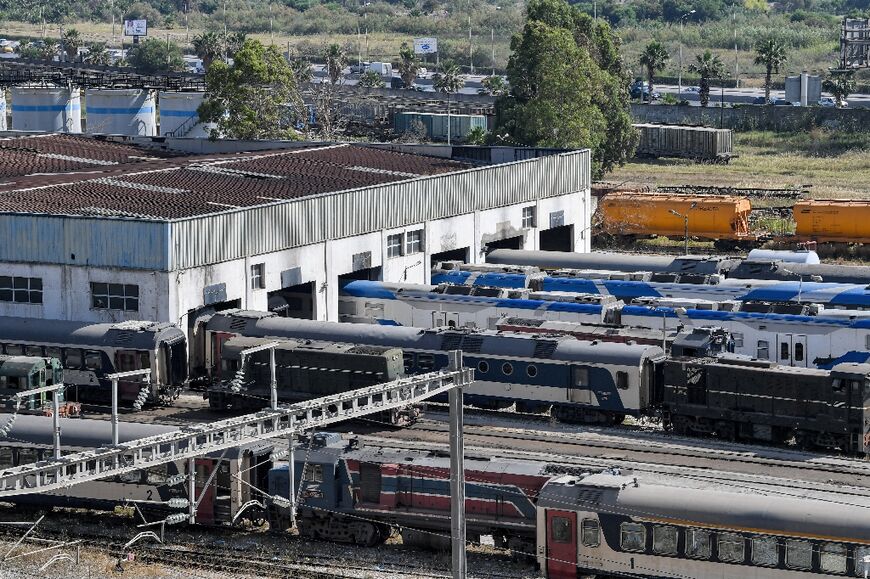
0 363 472 497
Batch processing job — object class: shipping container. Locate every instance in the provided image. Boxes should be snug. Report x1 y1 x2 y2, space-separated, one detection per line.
393 112 487 141
633 123 733 162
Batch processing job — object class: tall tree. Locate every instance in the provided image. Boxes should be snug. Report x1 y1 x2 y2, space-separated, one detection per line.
324 44 347 85
433 61 465 145
639 40 669 103
127 38 186 75
478 75 508 96
198 39 301 140
754 38 787 104
84 42 111 66
823 70 855 108
289 59 313 85
397 42 421 89
688 50 725 107
61 28 82 62
226 32 247 59
359 70 386 88
192 32 222 69
494 0 637 178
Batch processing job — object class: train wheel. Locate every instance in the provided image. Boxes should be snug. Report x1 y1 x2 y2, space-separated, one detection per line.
670 415 691 435
611 413 626 426
793 430 813 450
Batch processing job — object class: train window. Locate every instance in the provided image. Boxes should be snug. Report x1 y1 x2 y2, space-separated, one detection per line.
501 363 514 376
756 341 769 360
551 517 572 544
785 540 812 570
5 344 22 355
573 368 588 387
0 448 13 468
832 379 846 393
17 449 38 465
402 353 414 373
751 536 778 566
526 365 538 378
620 523 646 552
84 352 102 371
685 529 711 559
652 526 678 555
780 342 790 360
855 546 870 577
24 345 42 357
820 544 847 574
866 334 870 351
44 347 61 359
581 519 600 547
732 333 744 348
303 464 323 483
477 361 489 374
417 354 435 372
718 533 745 563
616 371 629 390
794 343 804 362
64 349 83 368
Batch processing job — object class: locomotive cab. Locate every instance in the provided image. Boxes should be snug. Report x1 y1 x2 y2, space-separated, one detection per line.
828 363 870 455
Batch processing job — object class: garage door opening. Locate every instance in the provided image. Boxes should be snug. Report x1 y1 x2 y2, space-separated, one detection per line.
431 247 470 267
338 265 382 285
540 225 574 251
484 235 524 252
268 282 316 319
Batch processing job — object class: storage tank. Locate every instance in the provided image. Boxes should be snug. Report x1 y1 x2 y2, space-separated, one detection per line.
11 87 82 133
85 89 156 136
158 91 215 138
747 249 820 265
793 200 870 243
598 193 752 241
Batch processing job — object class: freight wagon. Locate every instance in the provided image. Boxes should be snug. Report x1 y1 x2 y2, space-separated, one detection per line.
793 199 870 244
633 123 733 163
597 193 754 244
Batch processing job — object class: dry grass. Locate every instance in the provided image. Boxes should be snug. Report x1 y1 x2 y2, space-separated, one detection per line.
609 130 870 199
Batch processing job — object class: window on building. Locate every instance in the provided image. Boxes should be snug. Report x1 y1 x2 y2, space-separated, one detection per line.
685 529 711 559
717 533 745 563
820 543 847 574
581 519 600 547
250 263 265 290
522 206 537 228
785 540 812 570
0 276 43 304
620 523 646 552
406 230 424 254
387 233 404 258
855 546 870 577
551 517 572 543
91 283 139 311
652 526 678 555
757 340 770 360
751 536 779 567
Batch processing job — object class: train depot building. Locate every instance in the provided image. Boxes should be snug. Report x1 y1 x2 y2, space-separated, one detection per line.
0 134 591 331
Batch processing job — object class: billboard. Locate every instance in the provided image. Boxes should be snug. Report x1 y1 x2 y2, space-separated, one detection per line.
414 38 438 55
123 19 148 37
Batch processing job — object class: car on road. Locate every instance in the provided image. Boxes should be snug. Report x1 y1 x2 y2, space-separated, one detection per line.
752 96 769 105
772 98 800 106
630 81 660 101
818 96 848 108
686 86 700 93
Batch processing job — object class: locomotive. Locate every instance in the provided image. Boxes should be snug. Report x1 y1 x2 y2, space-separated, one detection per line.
266 433 870 578
0 354 65 412
0 316 187 406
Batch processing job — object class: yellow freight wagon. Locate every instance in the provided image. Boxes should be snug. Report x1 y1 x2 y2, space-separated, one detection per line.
794 200 870 243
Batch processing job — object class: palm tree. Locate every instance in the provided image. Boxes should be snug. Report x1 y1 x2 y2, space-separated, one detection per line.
61 28 82 62
359 70 385 88
823 69 856 108
639 41 669 104
478 75 507 96
84 42 110 66
432 61 465 144
290 59 313 85
397 42 420 89
324 44 347 85
754 38 787 104
688 50 725 107
192 32 222 69
226 32 247 59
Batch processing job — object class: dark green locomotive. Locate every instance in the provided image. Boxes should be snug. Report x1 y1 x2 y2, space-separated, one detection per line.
0 355 65 412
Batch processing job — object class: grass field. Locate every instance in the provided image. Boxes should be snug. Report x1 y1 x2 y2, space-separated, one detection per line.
607 130 870 199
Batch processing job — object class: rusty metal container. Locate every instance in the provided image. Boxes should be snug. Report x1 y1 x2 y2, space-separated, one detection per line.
598 193 752 240
794 200 870 243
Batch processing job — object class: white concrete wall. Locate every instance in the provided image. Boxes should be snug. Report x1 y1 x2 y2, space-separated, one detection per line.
0 191 589 333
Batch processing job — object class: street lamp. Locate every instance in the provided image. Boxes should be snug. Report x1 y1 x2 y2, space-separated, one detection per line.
669 202 696 255
781 268 823 304
678 9 696 101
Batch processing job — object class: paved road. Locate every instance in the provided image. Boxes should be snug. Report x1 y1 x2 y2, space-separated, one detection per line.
654 83 870 108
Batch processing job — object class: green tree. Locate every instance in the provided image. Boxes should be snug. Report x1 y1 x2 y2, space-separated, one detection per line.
494 0 637 178
324 44 347 85
433 61 465 144
639 40 669 103
198 39 301 140
688 50 725 107
823 70 856 108
192 32 222 69
359 70 386 88
754 38 787 103
127 38 186 75
398 42 421 88
478 75 507 96
290 59 313 85
466 126 488 145
226 32 247 59
61 28 82 62
84 42 111 66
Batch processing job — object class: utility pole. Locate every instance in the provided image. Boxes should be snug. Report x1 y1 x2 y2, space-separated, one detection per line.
678 10 696 101
448 350 466 579
269 3 274 46
110 0 115 43
468 15 473 75
491 28 495 76
733 9 739 87
223 0 228 63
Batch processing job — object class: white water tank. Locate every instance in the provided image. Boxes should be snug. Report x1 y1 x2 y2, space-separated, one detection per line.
0 91 6 131
747 249 821 265
11 87 82 133
85 89 156 136
158 91 215 138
